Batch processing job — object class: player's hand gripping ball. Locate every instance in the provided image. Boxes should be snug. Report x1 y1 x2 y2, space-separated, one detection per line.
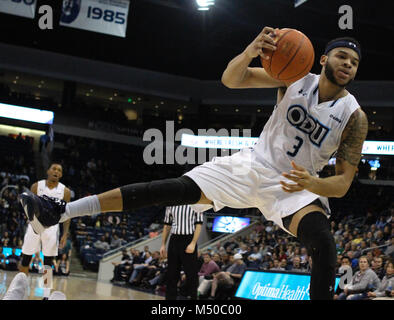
261 28 315 82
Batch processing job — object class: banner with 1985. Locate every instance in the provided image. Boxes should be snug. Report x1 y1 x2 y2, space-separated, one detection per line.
59 0 129 38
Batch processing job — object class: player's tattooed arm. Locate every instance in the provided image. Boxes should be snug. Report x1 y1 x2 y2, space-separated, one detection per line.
336 109 369 168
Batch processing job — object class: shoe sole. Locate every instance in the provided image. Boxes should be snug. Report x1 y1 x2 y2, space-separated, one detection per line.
19 193 45 234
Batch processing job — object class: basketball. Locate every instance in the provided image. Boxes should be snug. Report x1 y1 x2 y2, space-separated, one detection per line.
261 28 315 82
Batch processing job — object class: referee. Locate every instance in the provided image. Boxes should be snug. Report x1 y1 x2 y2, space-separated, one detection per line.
160 205 203 300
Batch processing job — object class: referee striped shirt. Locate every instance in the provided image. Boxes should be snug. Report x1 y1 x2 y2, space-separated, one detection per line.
164 205 204 235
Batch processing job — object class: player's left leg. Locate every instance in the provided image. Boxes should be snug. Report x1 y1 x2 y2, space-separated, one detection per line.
293 210 337 300
41 226 59 270
20 224 41 274
19 176 206 234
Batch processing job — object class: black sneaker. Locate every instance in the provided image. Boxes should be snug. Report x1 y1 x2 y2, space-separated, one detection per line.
19 192 66 234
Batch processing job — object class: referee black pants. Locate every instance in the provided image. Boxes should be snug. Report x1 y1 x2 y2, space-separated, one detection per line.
166 234 198 300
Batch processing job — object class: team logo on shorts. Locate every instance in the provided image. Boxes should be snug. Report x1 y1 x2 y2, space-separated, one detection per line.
60 0 82 24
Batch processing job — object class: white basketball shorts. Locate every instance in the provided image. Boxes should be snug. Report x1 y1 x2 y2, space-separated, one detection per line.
21 224 59 256
184 148 329 232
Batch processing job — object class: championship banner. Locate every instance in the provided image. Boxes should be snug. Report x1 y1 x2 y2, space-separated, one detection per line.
59 0 129 38
0 0 36 19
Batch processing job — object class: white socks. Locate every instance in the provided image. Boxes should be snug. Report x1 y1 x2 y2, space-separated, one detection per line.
59 195 101 223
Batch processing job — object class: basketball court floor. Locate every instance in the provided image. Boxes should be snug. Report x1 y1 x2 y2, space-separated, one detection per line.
0 270 164 300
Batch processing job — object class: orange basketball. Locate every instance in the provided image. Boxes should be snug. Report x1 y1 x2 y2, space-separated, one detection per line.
261 28 315 82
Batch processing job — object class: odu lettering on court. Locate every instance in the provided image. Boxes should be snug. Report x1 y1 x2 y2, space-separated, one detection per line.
286 104 330 147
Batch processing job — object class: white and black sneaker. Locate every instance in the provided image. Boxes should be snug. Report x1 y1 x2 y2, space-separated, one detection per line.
2 272 28 300
19 192 66 234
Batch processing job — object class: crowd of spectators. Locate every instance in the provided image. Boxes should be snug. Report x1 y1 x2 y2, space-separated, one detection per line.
193 199 393 300
109 246 168 295
0 134 35 270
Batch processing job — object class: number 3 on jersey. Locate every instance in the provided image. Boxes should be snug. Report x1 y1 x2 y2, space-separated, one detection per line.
287 136 303 157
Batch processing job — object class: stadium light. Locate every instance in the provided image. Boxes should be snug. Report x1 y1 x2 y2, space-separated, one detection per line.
294 0 309 7
196 0 215 11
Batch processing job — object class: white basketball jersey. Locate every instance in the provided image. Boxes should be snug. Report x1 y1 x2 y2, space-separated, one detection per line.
37 180 65 200
254 73 360 176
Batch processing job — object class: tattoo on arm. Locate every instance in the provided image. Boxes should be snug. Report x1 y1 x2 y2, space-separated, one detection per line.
336 109 368 167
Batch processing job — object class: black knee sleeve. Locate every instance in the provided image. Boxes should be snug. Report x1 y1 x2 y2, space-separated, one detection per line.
297 212 336 300
44 256 55 267
120 175 202 211
21 254 32 267
298 213 336 257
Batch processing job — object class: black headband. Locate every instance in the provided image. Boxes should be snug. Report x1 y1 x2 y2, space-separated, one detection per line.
324 40 361 60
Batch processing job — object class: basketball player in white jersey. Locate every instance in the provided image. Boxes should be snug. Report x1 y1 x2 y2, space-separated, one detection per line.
19 163 71 274
20 27 368 300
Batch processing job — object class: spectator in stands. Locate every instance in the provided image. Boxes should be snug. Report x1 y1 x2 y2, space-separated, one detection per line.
336 256 380 300
29 252 43 273
335 256 352 296
103 232 111 244
385 236 394 259
350 243 361 260
55 253 70 276
223 238 238 252
247 246 262 268
212 253 223 269
110 249 131 282
0 246 6 270
371 255 386 280
1 231 10 247
6 248 20 271
120 249 143 282
375 230 386 246
128 251 152 285
110 234 123 249
288 255 306 272
334 223 344 238
198 253 220 285
138 251 162 286
219 254 233 271
94 235 110 252
270 259 285 271
141 245 150 259
142 256 168 291
299 247 309 268
382 225 391 241
208 253 246 300
376 216 387 231
367 260 394 299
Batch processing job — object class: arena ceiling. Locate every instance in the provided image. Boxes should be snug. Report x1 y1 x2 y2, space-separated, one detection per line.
0 0 392 81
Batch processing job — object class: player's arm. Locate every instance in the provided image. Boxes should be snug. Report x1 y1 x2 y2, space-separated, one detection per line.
60 188 71 249
281 109 368 197
221 26 292 89
332 109 369 196
30 182 38 195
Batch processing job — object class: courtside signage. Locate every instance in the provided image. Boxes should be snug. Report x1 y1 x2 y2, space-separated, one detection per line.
235 270 340 300
0 103 54 124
